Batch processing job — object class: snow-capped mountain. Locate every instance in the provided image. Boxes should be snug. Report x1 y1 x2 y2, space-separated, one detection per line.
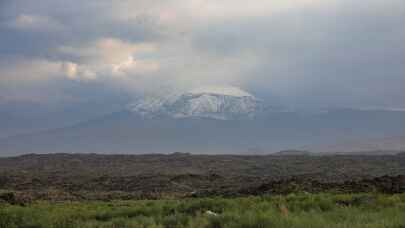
3 86 405 155
128 86 263 120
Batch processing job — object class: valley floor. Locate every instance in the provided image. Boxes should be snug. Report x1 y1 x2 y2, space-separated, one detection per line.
1 154 405 201
1 193 405 228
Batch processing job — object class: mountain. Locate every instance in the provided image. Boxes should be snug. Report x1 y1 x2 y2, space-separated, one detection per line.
307 136 405 154
128 86 264 120
0 98 129 139
1 88 405 156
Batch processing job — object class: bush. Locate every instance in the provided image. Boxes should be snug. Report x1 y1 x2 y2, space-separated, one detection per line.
0 193 405 228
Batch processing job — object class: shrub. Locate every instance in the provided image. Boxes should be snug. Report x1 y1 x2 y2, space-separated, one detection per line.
1 193 405 228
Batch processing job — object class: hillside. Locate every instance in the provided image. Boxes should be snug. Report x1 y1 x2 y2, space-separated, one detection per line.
1 108 405 155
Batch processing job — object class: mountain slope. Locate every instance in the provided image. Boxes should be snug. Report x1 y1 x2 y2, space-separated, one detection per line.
2 87 405 155
308 136 405 153
1 107 405 155
128 86 264 120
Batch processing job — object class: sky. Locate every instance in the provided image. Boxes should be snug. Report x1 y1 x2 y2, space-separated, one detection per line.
1 0 405 110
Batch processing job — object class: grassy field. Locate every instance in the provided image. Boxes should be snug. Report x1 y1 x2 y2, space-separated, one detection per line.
1 193 405 228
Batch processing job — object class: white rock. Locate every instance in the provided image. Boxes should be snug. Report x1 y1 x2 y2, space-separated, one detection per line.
205 210 219 216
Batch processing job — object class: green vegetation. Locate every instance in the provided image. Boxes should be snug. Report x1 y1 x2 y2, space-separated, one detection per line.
1 193 405 228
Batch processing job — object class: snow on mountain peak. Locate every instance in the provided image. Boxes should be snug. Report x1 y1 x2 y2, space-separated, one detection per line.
128 86 262 120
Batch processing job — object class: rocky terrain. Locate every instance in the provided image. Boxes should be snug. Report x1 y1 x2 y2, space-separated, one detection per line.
1 153 405 203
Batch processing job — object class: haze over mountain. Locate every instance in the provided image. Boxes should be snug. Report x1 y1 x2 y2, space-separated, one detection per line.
1 86 405 156
308 136 405 154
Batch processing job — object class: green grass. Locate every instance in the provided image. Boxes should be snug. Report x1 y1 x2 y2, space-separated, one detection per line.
1 193 405 228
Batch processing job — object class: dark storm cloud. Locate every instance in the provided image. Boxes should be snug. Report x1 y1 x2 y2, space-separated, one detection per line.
0 0 404 109
190 0 405 108
0 0 163 60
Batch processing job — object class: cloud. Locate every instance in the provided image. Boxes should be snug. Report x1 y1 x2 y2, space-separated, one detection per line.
61 62 78 79
57 38 160 82
58 38 157 64
0 0 404 109
0 58 98 83
186 0 405 108
6 14 64 31
111 0 330 26
112 56 160 76
0 59 62 82
60 62 97 81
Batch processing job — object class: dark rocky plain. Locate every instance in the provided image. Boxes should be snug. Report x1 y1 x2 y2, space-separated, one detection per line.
1 152 405 204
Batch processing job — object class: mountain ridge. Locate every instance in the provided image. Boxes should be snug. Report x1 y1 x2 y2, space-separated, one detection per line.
1 106 405 155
